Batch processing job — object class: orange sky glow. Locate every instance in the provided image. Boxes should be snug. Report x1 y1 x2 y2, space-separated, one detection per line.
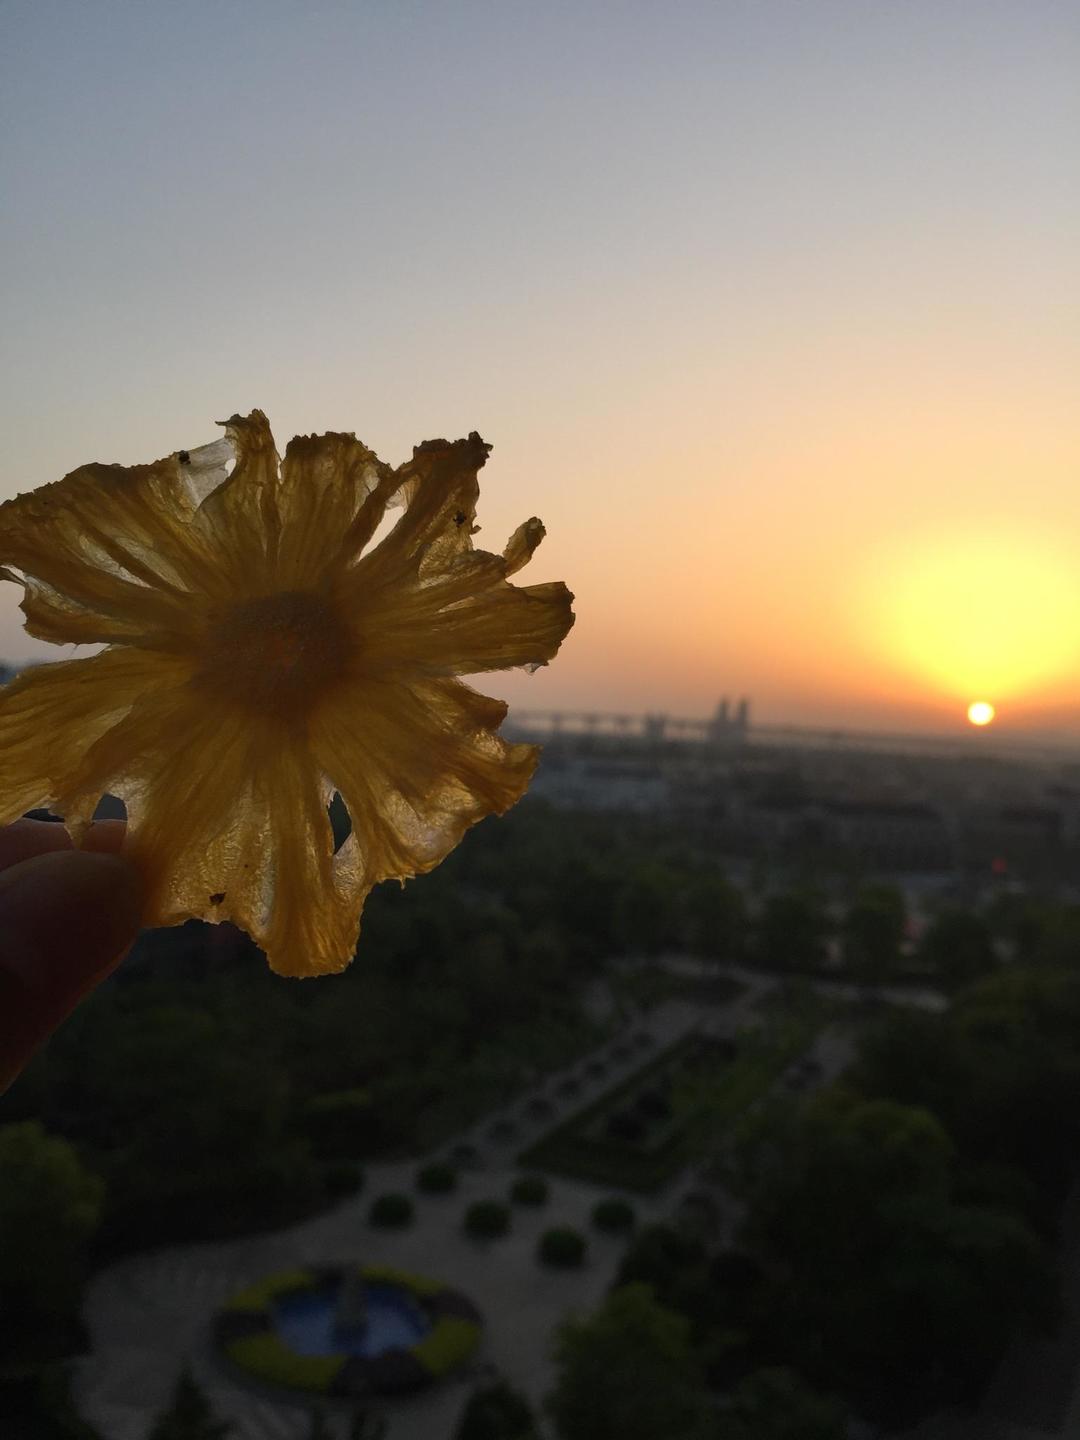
2 4 1077 736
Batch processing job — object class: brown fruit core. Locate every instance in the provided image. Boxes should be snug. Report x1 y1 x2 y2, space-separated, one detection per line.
195 590 351 718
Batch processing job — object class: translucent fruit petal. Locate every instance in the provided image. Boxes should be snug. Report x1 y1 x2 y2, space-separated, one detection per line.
0 450 228 646
338 437 575 677
0 650 195 833
311 675 538 887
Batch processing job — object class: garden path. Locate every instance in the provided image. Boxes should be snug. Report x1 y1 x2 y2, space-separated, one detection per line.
74 996 736 1440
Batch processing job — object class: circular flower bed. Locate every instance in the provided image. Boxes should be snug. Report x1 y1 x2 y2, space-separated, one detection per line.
214 1264 482 1398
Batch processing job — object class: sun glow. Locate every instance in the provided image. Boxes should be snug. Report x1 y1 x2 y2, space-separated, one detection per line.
868 534 1080 706
967 701 995 726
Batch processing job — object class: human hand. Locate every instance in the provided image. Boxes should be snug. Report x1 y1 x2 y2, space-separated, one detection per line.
0 818 143 1094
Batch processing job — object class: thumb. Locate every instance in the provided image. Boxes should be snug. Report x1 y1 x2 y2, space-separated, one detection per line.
0 849 143 1093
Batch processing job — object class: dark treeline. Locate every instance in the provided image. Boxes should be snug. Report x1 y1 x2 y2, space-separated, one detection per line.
4 799 1080 1435
551 964 1080 1437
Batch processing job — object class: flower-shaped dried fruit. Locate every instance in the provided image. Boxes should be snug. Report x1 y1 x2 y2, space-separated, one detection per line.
0 413 574 975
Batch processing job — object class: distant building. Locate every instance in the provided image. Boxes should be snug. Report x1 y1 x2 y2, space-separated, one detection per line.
706 695 750 745
958 803 1066 873
822 799 953 871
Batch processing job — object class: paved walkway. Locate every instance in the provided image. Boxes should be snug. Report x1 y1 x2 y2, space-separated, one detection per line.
73 996 744 1440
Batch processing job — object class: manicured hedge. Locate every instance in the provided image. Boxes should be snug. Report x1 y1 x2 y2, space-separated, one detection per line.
538 1227 586 1268
411 1316 482 1377
464 1200 511 1239
224 1331 343 1390
510 1174 549 1206
417 1162 458 1194
368 1192 414 1228
592 1198 636 1233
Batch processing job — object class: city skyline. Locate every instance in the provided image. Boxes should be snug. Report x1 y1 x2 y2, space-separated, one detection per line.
2 2 1077 736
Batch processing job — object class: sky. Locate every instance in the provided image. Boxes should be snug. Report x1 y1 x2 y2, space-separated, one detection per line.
2 1 1078 734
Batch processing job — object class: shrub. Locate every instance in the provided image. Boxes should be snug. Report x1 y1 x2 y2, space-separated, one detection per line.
465 1200 511 1239
510 1174 549 1206
324 1161 364 1199
635 1088 672 1121
592 1198 636 1234
605 1109 646 1143
417 1162 457 1194
225 1330 343 1391
368 1193 414 1229
538 1227 586 1268
453 1377 539 1440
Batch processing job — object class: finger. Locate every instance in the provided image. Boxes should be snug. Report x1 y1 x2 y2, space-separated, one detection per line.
81 819 128 855
0 850 144 1094
0 816 129 872
0 818 73 872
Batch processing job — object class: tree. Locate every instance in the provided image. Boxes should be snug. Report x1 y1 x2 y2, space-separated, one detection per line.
754 893 827 972
454 1378 539 1439
545 1283 708 1440
854 969 1080 1201
0 1122 104 1339
685 874 747 960
65 1003 317 1245
348 1412 387 1440
734 1089 1058 1423
147 1364 232 1440
722 1367 847 1440
614 1225 716 1338
842 885 904 981
614 865 681 956
918 907 995 987
0 1362 104 1439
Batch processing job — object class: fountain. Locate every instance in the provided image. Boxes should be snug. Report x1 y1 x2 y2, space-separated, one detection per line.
216 1262 483 1398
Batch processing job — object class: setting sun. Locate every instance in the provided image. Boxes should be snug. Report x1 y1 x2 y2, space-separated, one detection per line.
862 534 1080 717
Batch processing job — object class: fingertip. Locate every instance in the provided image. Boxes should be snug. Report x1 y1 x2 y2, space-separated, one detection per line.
82 819 128 855
0 849 145 1094
0 817 73 872
0 850 144 990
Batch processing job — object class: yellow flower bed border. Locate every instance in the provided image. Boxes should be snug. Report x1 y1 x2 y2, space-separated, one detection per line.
213 1263 482 1398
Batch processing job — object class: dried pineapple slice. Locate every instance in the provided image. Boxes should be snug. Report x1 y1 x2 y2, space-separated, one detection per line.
0 413 574 975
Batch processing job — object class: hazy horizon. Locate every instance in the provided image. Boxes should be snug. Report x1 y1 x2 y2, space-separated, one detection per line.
3 1 1078 737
